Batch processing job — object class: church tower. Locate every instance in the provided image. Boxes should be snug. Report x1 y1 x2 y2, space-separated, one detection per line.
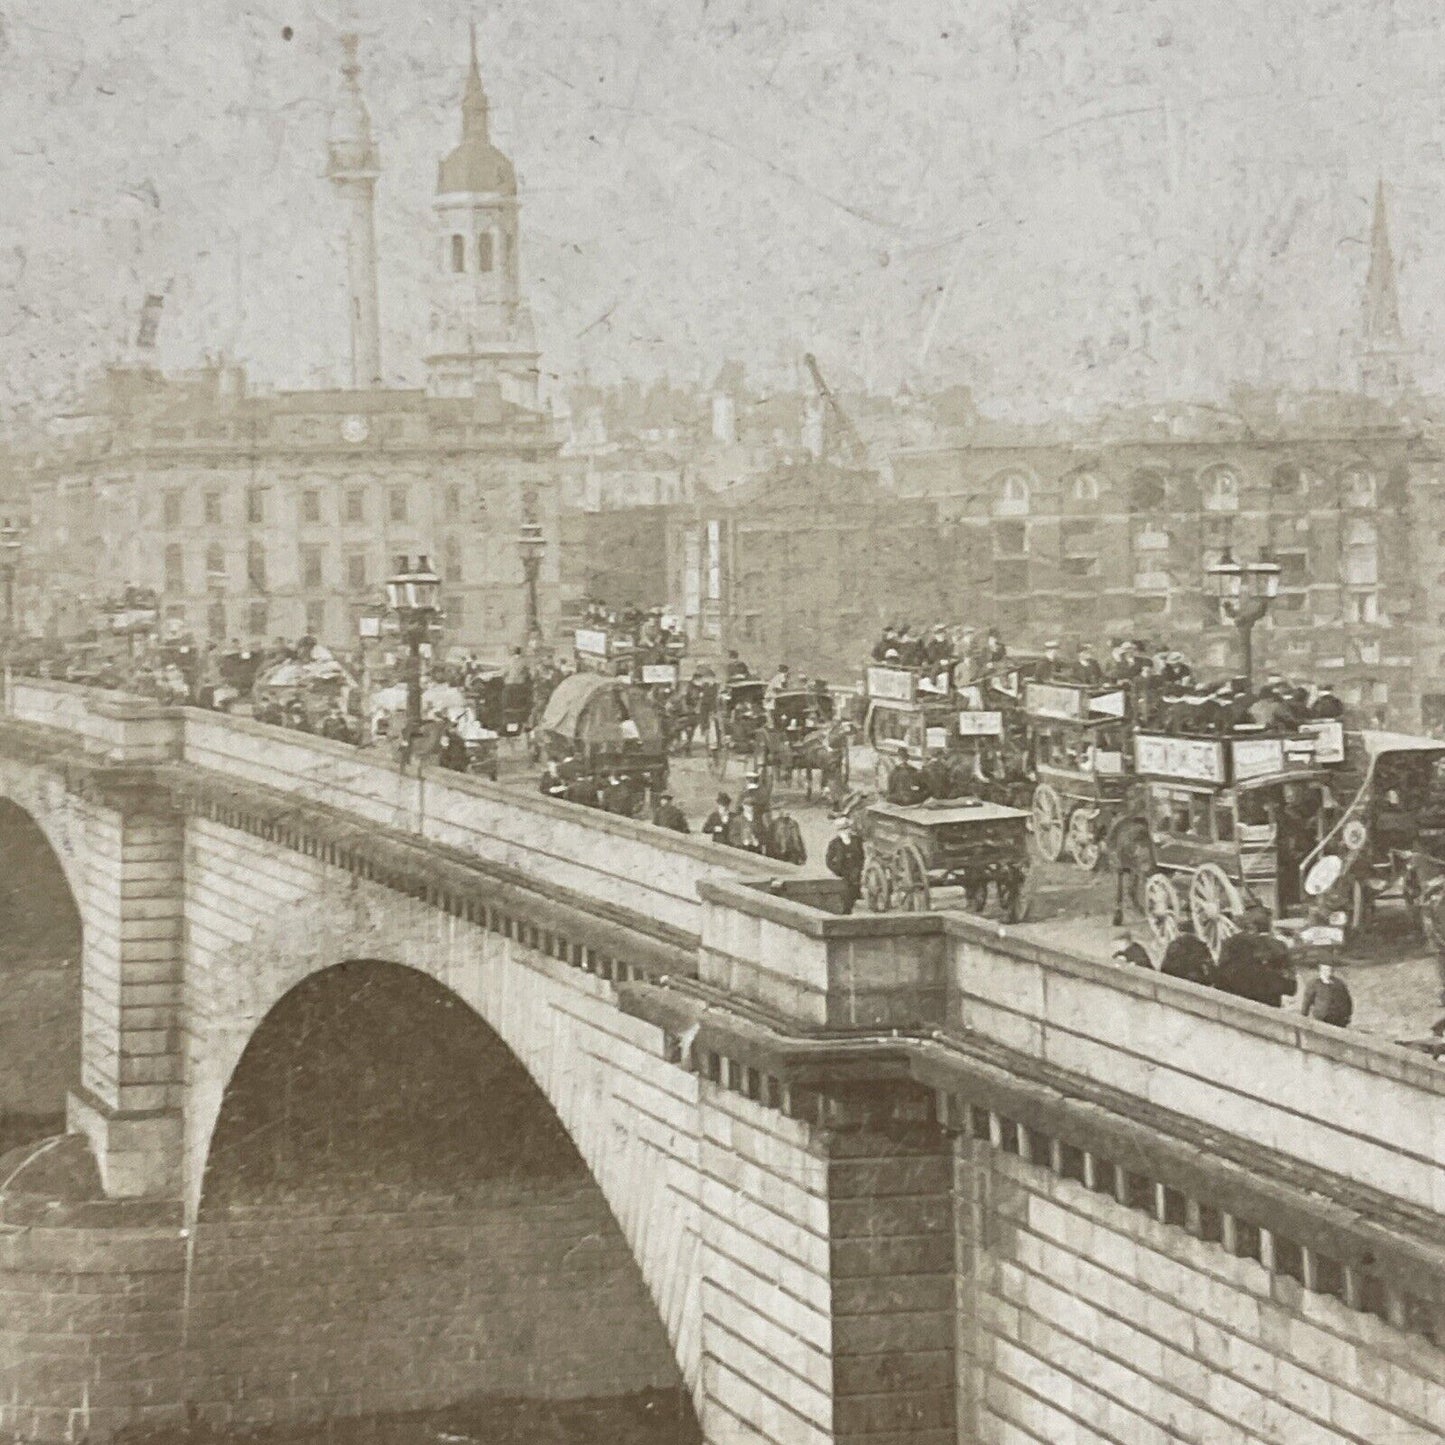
1361 179 1411 400
326 34 383 389
425 27 539 408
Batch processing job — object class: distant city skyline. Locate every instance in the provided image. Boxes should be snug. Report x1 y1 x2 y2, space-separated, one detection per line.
3 0 1443 418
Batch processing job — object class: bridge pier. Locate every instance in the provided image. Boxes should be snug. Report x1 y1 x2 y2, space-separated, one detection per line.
67 792 186 1199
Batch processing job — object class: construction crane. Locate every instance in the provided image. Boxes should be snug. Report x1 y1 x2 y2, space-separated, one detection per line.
803 353 869 467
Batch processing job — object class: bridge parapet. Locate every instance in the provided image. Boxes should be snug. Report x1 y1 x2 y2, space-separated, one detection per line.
7 677 181 763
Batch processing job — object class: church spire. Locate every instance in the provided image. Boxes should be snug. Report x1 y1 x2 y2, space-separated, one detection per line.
1361 179 1410 399
461 22 489 141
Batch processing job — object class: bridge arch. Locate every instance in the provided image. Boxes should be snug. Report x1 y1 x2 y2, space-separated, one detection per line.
188 955 700 1432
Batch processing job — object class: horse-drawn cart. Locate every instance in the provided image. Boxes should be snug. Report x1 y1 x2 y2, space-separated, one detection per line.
859 797 1032 919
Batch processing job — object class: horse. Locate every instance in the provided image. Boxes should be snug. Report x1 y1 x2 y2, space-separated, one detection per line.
775 721 853 802
1103 812 1155 927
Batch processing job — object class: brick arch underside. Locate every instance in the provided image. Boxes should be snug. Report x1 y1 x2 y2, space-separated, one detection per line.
182 838 706 1407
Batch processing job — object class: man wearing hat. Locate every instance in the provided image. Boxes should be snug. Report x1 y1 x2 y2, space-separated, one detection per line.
1075 643 1103 685
825 813 866 914
1214 904 1297 1008
1037 639 1064 682
652 790 689 833
1310 683 1344 720
702 792 735 844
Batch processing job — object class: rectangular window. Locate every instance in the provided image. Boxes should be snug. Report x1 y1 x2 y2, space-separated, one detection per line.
164 543 185 592
993 522 1027 556
246 540 267 592
442 534 462 583
995 559 1029 595
1348 591 1380 625
442 594 463 626
248 601 268 638
346 553 367 592
304 600 326 637
246 487 265 525
204 491 222 526
1061 555 1099 580
207 601 226 640
300 545 323 589
302 490 321 525
345 487 365 524
163 490 182 529
1061 519 1097 556
445 484 461 520
389 486 408 524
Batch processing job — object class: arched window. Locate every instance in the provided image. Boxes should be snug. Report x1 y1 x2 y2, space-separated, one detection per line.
1072 473 1100 503
993 474 1030 517
450 234 465 273
476 232 494 273
1201 467 1240 512
1342 466 1376 510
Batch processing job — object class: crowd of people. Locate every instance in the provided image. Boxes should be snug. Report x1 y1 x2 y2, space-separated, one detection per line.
1112 903 1355 1027
870 623 1351 735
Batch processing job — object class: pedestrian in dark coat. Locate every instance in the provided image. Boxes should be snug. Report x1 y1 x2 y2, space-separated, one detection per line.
825 816 866 914
702 792 734 843
652 791 689 833
1214 908 1297 1007
1159 920 1214 986
1300 961 1353 1026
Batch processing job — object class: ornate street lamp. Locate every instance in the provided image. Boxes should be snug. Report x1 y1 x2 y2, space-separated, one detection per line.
517 518 546 643
1205 548 1281 686
0 520 23 639
385 555 442 744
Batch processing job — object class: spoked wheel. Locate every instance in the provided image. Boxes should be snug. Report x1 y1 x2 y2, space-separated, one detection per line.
963 875 990 915
1144 872 1182 951
892 841 932 912
861 856 892 913
1065 807 1102 872
1189 863 1243 960
1031 783 1066 863
998 866 1030 924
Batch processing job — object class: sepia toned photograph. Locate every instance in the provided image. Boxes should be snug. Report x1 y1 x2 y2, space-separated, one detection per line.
1 2 1443 1442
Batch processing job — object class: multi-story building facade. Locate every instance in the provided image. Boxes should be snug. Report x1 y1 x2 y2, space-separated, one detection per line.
891 403 1429 722
21 35 559 656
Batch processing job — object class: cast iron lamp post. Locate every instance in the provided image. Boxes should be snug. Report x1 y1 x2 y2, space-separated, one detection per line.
384 555 442 741
1205 548 1281 687
517 519 545 643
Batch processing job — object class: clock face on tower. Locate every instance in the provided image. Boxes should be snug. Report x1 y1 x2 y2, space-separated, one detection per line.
341 414 370 444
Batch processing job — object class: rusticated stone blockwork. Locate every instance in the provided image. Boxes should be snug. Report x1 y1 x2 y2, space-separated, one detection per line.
0 1201 186 1444
828 1123 956 1445
185 1184 679 1427
957 1139 1445 1444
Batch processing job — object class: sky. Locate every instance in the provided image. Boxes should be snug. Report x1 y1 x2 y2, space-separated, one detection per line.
0 0 1442 418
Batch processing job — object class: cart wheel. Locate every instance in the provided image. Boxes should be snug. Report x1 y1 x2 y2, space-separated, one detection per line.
1143 872 1182 951
999 866 1030 924
892 842 932 912
1065 807 1102 872
1189 863 1243 960
963 876 990 914
1031 784 1066 862
861 857 892 913
874 754 894 797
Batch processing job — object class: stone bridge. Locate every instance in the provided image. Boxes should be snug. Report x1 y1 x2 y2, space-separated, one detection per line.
0 678 1442 1444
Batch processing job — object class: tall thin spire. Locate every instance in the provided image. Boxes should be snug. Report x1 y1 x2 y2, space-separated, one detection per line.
326 33 383 388
1364 179 1403 348
1361 179 1410 398
462 21 489 141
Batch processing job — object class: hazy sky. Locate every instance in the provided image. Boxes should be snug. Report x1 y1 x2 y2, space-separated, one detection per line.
1 0 1441 417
